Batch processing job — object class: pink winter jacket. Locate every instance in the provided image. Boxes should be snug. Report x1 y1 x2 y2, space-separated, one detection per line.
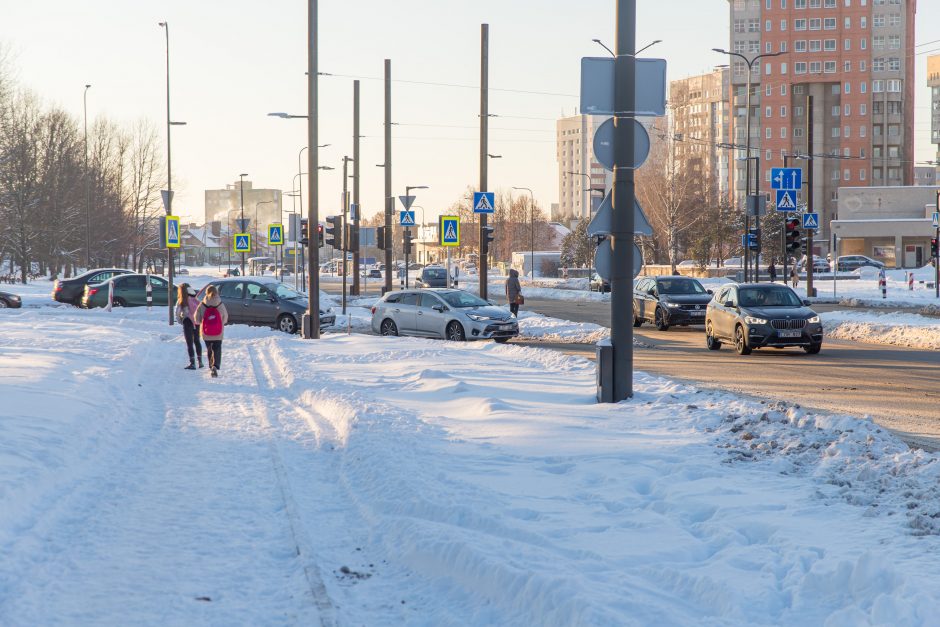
176 294 201 324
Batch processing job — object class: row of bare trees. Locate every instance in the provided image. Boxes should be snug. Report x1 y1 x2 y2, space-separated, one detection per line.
0 50 167 282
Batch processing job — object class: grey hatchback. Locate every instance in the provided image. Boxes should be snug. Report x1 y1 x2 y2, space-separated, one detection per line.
197 278 335 334
371 289 518 342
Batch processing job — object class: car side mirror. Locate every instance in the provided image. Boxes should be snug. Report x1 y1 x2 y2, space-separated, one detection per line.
706 289 713 295
723 300 735 308
802 299 811 306
432 304 444 313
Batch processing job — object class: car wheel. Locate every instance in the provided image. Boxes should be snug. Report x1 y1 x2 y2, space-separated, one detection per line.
654 307 669 331
380 318 398 336
277 314 298 334
493 337 510 344
734 325 751 355
0 299 7 309
446 321 466 342
113 297 126 307
705 322 721 350
803 342 822 355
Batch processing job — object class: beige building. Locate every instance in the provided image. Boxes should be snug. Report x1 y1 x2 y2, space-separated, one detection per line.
930 54 940 178
669 68 732 197
727 0 918 252
204 180 282 245
555 114 611 224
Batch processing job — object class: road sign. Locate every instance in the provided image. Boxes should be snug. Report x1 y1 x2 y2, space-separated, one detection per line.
234 233 251 253
802 212 819 230
346 252 353 260
747 194 767 217
268 223 284 246
236 218 250 232
165 215 181 248
592 118 651 171
775 189 797 211
587 191 652 237
440 216 460 247
771 167 802 191
933 212 939 228
399 211 416 226
160 189 174 213
399 195 416 210
580 57 668 117
472 191 495 214
349 203 359 220
594 238 643 281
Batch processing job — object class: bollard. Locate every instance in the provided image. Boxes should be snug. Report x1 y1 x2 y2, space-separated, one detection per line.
146 279 152 309
106 280 114 312
879 269 887 299
909 272 914 291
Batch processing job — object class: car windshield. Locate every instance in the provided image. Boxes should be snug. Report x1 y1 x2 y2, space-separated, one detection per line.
738 287 803 307
439 291 489 308
657 279 706 295
423 268 446 279
274 283 304 300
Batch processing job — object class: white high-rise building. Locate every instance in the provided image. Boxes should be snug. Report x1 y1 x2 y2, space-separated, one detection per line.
555 114 611 224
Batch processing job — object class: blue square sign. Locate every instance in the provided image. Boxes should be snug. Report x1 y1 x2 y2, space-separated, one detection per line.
472 191 495 214
802 212 819 230
771 167 802 191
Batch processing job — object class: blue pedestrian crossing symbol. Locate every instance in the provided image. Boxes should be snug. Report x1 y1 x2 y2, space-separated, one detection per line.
234 233 251 253
775 189 797 212
440 216 460 247
268 223 284 246
399 211 416 226
473 191 495 214
802 212 819 230
165 215 181 248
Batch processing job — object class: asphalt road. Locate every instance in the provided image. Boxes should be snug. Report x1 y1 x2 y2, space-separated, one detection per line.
516 296 940 450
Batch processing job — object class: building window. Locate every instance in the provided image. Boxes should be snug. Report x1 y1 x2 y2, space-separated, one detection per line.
749 19 760 32
844 169 850 181
844 17 851 29
795 0 806 6
765 62 772 75
873 35 884 49
887 101 901 114
832 83 841 95
824 39 836 51
888 35 900 50
781 62 788 74
832 127 841 137
766 84 773 96
873 14 885 27
888 57 900 72
809 61 822 74
888 167 900 180
766 149 773 161
780 41 788 52
859 103 866 115
889 14 900 26
860 59 867 71
832 170 841 181
844 104 851 116
781 19 787 31
766 41 773 53
810 18 822 30
873 167 882 179
781 84 787 96
844 61 852 73
824 18 837 30
860 81 867 93
824 61 837 73
887 145 899 157
888 124 899 136
844 38 851 51
766 127 773 139
780 127 787 138
810 39 821 52
766 19 772 32
872 79 884 92
887 79 901 92
795 62 808 74
794 127 805 137
780 105 787 117
766 106 773 118
844 126 851 138
795 40 807 52
794 85 805 95
825 0 836 6
859 169 866 181
832 105 841 117
873 57 885 71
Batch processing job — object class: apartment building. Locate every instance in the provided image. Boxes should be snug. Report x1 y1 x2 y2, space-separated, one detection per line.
204 180 282 241
555 114 611 224
930 54 940 177
728 0 916 253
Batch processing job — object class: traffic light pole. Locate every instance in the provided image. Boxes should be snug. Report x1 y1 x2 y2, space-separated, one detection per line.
351 80 361 297
478 23 490 301
805 94 815 297
303 0 321 339
342 156 350 315
383 59 393 295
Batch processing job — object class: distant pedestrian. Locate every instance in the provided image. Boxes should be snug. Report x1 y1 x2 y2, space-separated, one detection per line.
768 260 777 283
175 283 203 370
452 265 459 289
790 266 799 288
194 284 229 378
506 268 523 317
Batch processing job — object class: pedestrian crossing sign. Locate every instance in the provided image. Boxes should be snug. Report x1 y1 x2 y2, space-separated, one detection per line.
440 216 460 247
399 211 416 226
802 212 819 230
165 215 181 248
775 189 797 212
268 223 284 246
473 191 495 214
234 233 251 253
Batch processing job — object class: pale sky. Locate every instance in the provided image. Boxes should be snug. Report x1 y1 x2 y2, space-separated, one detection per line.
2 1 937 225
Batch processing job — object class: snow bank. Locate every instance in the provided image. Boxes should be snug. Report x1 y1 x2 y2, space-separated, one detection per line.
821 310 940 350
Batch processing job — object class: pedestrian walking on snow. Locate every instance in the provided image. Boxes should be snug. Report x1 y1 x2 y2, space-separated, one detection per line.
194 284 229 378
790 266 799 288
505 268 524 317
768 260 777 283
175 283 203 370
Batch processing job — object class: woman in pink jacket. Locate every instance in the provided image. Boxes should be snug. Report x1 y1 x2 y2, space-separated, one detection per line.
175 283 203 370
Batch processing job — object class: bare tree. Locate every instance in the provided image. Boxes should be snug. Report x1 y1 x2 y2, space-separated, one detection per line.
123 120 164 271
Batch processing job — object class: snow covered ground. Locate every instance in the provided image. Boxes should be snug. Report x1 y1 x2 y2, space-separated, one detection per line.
4 282 940 623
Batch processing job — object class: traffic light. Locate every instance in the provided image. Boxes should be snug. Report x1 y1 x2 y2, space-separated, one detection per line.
402 229 414 254
317 223 324 248
481 225 495 255
785 218 801 255
299 218 309 247
325 215 343 248
932 238 938 259
346 224 359 251
377 225 387 250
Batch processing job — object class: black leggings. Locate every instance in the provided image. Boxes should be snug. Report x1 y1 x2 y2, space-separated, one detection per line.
182 319 203 362
205 340 222 370
510 302 519 316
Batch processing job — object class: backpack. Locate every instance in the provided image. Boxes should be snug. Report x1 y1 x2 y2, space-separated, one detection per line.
202 305 223 336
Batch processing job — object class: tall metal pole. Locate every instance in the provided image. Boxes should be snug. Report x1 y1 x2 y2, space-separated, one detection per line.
352 80 361 296
83 85 91 271
479 24 490 301
806 94 815 296
783 154 790 284
239 173 246 276
342 156 350 314
304 0 321 339
297 148 307 291
743 66 753 284
159 22 175 326
384 59 393 294
611 0 637 400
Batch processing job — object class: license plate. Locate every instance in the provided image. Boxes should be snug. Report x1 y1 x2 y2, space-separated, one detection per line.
778 330 801 338
691 310 705 316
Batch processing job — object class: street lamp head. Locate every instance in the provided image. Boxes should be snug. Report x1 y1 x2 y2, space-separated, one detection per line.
268 112 290 118
592 39 616 58
488 154 502 159
158 21 166 28
318 165 335 171
712 48 728 54
85 84 91 89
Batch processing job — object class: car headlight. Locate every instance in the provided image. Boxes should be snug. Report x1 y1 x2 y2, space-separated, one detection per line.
807 315 820 324
467 313 489 322
665 301 682 308
744 316 767 325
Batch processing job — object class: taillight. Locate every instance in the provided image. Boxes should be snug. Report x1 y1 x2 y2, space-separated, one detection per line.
371 306 376 315
54 283 63 291
87 288 98 296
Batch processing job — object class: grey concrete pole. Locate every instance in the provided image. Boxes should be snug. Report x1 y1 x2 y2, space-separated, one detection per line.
479 24 489 300
384 59 392 294
159 22 175 326
83 84 91 271
304 0 321 338
352 80 361 296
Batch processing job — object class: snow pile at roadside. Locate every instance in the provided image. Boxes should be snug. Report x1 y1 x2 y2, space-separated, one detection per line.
821 310 940 350
516 310 609 343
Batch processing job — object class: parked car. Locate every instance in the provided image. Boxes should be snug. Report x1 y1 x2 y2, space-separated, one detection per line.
197 277 334 334
365 269 382 279
0 290 23 309
415 266 448 288
633 276 713 331
834 254 884 272
590 273 610 293
176 267 190 275
52 268 134 305
223 267 241 277
797 255 830 273
371 289 518 343
705 283 823 355
82 274 177 308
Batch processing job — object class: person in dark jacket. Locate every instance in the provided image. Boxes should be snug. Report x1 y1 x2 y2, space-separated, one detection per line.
768 260 778 283
175 283 203 370
505 268 523 317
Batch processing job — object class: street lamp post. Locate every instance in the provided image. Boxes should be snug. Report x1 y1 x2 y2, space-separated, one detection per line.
512 186 535 278
713 48 784 283
238 173 248 275
83 84 91 270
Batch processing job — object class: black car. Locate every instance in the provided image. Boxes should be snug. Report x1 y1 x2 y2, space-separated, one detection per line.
52 268 134 305
705 283 823 355
590 273 610 293
415 266 448 288
633 276 713 331
0 290 22 309
197 278 335 334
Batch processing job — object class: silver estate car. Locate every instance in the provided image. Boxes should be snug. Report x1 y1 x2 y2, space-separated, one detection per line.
371 289 518 342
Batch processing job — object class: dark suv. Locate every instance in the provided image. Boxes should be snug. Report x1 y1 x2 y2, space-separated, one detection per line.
415 266 448 288
633 276 713 331
197 278 335 334
705 283 823 355
53 268 134 305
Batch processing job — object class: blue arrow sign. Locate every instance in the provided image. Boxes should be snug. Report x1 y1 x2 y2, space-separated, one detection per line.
802 212 819 230
399 211 415 226
775 189 797 212
771 167 802 191
472 191 495 214
268 224 283 245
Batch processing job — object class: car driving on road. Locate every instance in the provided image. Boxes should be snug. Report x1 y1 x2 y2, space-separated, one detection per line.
197 278 335 334
633 276 713 331
705 283 823 355
371 289 518 342
415 265 448 288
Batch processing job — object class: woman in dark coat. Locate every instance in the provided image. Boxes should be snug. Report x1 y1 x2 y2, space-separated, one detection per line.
505 268 523 317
